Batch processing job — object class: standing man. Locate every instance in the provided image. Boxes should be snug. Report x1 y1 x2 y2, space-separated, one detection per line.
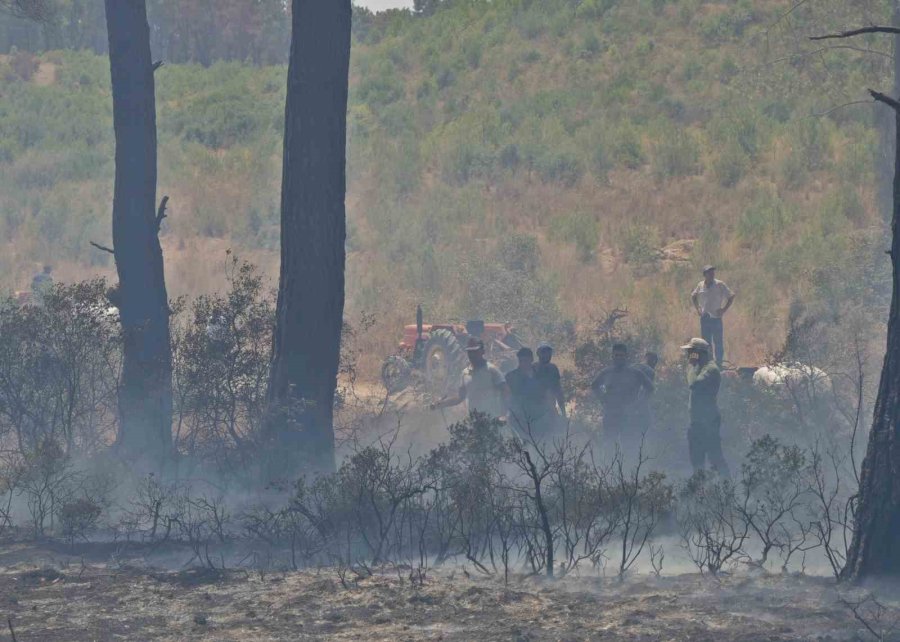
691 265 735 367
535 342 567 422
431 338 510 421
682 338 729 476
592 343 654 450
506 347 552 440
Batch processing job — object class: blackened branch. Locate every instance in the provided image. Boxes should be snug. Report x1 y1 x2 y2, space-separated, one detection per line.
870 89 900 112
155 195 170 232
811 26 900 41
90 241 115 255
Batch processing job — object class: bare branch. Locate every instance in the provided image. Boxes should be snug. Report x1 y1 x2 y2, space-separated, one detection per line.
90 242 115 255
811 99 875 118
869 89 900 112
811 26 900 41
155 195 170 233
763 45 892 68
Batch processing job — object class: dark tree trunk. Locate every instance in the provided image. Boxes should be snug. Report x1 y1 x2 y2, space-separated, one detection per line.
842 100 900 580
104 0 173 465
265 0 352 475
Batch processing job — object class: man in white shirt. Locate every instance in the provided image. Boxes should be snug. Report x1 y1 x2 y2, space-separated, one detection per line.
431 338 510 421
691 265 735 367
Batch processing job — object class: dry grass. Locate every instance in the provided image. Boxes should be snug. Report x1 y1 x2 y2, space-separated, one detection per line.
0 542 885 641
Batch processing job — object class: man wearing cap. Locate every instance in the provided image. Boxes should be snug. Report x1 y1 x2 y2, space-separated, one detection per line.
682 337 729 476
431 338 510 421
691 266 735 367
535 342 567 421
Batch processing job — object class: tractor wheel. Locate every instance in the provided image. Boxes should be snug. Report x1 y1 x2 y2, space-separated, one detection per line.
423 329 466 396
381 356 412 394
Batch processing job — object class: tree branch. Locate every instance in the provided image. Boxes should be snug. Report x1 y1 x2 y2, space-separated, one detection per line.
155 195 170 233
811 26 900 41
90 241 115 255
811 99 875 118
152 60 164 72
869 89 900 112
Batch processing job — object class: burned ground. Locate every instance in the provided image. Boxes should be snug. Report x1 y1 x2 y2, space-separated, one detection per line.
0 543 893 641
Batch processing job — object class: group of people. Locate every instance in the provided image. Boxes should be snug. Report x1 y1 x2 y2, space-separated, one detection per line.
431 264 736 476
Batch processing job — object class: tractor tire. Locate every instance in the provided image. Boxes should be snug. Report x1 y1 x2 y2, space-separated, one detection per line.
423 329 466 397
381 356 412 394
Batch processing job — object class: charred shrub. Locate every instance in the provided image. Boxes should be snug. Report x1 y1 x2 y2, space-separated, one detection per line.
171 257 273 472
0 280 119 457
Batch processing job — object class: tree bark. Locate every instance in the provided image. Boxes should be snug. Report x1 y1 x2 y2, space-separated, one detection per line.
842 97 900 580
104 0 173 465
265 0 351 475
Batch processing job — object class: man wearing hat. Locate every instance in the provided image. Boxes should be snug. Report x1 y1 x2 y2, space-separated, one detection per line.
535 342 567 421
691 265 735 367
431 337 509 421
682 338 729 476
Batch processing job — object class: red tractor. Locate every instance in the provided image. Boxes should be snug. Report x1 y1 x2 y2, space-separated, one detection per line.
382 306 526 395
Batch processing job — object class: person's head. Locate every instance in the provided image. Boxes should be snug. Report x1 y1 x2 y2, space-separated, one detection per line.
682 338 711 366
517 347 534 369
703 264 716 285
612 343 628 368
465 338 486 366
645 351 659 369
537 342 553 365
42 265 52 275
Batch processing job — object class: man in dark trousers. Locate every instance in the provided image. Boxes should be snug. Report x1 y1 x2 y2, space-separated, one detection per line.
592 343 654 451
691 265 735 367
535 342 566 422
506 347 553 440
683 338 729 476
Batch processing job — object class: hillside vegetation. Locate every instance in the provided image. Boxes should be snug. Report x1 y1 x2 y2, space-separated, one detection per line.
0 0 894 368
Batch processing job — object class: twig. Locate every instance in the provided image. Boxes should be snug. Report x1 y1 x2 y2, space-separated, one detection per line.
7 617 17 642
811 26 900 41
155 195 170 232
90 241 115 255
810 99 874 118
761 45 892 69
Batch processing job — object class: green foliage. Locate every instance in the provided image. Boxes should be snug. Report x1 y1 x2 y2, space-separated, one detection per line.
549 210 599 263
651 128 701 182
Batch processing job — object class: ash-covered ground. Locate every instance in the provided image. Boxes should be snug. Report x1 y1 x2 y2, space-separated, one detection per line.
0 543 894 641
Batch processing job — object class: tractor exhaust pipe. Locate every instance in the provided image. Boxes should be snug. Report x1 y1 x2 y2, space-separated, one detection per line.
416 304 424 339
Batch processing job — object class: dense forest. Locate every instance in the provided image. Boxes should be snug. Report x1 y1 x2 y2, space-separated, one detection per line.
0 0 894 367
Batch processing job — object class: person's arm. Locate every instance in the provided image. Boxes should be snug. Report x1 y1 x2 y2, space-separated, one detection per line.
689 364 717 391
719 285 736 316
691 284 703 316
638 368 654 395
431 384 466 410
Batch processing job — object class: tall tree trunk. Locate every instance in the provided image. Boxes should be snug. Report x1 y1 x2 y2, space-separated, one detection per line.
104 0 173 465
842 99 900 580
265 0 351 475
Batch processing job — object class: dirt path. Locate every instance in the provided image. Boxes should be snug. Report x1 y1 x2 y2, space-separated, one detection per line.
0 548 885 641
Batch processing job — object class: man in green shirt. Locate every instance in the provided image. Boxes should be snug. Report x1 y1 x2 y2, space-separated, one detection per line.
682 338 729 476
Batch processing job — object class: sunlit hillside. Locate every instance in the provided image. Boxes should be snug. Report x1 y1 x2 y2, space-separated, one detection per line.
0 0 894 371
